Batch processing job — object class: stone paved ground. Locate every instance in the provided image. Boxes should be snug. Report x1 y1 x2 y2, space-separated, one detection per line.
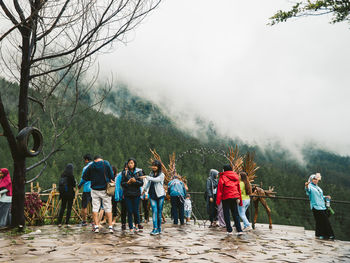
0 222 349 262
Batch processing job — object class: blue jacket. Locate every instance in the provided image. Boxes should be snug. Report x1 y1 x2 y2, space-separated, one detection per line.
83 160 114 190
168 178 186 197
114 172 124 201
78 162 92 192
305 182 326 210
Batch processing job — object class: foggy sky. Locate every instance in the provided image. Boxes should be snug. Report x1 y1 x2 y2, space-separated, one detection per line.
98 0 350 156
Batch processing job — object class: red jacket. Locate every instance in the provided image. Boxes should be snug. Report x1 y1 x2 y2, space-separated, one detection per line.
216 170 242 206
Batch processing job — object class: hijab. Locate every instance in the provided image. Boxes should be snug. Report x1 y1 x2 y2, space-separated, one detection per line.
0 168 12 196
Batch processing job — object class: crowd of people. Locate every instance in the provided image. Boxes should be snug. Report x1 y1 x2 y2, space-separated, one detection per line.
57 154 190 235
0 155 335 240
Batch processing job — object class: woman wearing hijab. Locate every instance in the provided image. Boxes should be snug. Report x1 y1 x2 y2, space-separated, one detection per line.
305 173 335 240
142 160 165 235
206 169 219 227
57 163 76 227
0 168 12 226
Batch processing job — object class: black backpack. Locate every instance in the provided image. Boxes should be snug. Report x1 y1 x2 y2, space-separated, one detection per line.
58 177 68 194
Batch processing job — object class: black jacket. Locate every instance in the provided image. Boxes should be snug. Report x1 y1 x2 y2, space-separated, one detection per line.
121 169 144 198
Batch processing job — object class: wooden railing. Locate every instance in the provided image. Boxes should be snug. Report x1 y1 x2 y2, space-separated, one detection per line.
25 182 91 225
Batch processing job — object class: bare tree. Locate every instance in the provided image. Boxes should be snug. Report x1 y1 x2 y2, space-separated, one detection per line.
0 0 161 229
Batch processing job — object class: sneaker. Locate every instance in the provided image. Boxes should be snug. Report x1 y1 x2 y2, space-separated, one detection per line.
81 221 88 227
129 228 134 234
157 228 161 234
236 232 244 236
329 236 335 240
108 226 114 234
318 236 325 240
93 226 99 233
150 229 159 235
226 232 233 235
121 224 126 231
134 227 139 233
243 226 252 231
58 224 62 228
138 224 144 230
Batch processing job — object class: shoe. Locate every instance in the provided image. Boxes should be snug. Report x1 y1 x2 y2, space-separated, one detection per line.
150 229 159 235
243 226 252 231
81 221 88 227
93 226 99 233
318 236 325 240
329 236 335 240
226 232 233 235
108 226 114 234
134 227 139 233
157 228 161 234
138 224 144 230
129 228 134 234
121 224 126 231
236 232 244 236
58 224 62 228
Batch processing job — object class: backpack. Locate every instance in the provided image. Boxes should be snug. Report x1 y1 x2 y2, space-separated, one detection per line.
58 177 68 194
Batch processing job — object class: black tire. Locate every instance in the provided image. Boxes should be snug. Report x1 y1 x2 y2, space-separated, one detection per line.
16 127 43 157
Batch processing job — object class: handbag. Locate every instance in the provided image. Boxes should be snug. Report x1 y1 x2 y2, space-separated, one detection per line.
106 182 115 197
103 161 115 197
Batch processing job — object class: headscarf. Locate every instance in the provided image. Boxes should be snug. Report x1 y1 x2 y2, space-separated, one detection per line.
308 174 315 182
209 169 219 180
0 168 12 196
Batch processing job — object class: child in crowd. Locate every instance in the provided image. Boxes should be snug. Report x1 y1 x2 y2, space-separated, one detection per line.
184 194 192 224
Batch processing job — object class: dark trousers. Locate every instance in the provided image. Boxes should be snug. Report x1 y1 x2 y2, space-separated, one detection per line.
125 196 140 229
170 196 184 225
208 195 217 223
312 208 334 238
222 198 242 233
118 199 127 225
112 197 118 218
140 198 149 222
58 194 74 224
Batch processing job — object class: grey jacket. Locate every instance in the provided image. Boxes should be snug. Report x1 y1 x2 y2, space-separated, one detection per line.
206 169 219 198
144 172 165 198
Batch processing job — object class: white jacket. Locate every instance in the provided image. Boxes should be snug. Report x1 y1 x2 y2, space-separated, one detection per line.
144 172 165 198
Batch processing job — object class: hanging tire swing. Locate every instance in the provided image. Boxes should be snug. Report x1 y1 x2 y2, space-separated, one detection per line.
16 127 43 157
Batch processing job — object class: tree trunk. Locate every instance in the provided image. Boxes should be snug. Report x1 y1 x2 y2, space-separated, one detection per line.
11 158 26 228
10 27 32 229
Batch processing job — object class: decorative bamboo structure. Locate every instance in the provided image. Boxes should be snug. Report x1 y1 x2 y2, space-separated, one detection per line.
24 182 91 225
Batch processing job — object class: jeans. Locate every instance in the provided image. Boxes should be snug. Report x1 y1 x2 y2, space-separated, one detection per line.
125 196 140 229
238 199 251 228
170 196 185 225
222 198 242 233
150 196 165 231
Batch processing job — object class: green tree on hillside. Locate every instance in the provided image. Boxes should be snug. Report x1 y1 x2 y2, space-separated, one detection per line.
0 0 162 229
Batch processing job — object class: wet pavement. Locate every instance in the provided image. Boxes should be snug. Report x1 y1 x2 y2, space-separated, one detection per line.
0 222 349 262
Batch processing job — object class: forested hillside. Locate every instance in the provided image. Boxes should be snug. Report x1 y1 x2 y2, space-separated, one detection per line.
1 78 349 239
